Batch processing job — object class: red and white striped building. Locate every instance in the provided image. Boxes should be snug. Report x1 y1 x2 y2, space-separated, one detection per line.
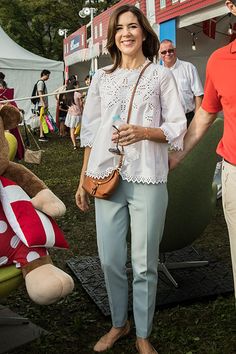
64 0 234 85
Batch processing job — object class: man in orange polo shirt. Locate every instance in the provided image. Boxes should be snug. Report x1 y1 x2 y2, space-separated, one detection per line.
169 0 236 300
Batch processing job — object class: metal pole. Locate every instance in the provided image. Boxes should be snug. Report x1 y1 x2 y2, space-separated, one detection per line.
63 32 68 83
90 8 94 74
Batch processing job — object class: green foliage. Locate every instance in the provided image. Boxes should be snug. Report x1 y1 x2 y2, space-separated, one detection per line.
0 0 119 60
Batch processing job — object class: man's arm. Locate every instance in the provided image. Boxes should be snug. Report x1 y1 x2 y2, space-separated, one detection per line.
169 107 217 169
194 95 203 112
38 81 47 108
38 90 47 108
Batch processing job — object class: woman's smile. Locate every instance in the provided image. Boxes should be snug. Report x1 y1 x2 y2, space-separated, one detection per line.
120 39 135 48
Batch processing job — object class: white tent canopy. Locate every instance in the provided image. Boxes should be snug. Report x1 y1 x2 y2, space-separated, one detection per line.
0 26 64 119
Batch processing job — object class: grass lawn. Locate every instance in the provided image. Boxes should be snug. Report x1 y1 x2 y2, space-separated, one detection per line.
6 130 236 354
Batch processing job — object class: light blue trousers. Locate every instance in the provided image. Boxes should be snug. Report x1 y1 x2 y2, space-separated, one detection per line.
95 179 168 338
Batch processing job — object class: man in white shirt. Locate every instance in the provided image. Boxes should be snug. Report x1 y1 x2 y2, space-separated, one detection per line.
159 39 203 126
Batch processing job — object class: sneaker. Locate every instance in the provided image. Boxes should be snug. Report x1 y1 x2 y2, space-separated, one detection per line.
38 137 48 142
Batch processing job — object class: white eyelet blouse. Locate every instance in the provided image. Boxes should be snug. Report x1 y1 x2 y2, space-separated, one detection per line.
80 61 187 184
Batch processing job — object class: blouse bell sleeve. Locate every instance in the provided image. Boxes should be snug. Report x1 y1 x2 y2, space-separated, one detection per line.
159 68 187 150
80 71 102 148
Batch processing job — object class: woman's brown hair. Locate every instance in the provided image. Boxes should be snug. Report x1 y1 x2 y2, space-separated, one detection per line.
106 5 159 73
65 80 79 107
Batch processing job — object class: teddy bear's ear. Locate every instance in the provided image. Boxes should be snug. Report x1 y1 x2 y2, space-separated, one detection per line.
0 104 21 130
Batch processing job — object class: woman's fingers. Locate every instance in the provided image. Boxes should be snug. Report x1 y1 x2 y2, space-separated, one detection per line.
117 125 145 145
75 187 90 211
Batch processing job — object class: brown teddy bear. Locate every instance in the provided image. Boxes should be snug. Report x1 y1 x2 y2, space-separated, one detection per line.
0 104 66 218
0 104 74 305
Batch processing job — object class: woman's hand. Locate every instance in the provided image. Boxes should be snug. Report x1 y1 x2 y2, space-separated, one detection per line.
112 124 146 146
75 184 90 212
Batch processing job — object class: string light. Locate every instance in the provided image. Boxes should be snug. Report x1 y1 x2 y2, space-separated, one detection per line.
228 23 233 35
184 12 233 48
228 13 233 35
191 32 196 51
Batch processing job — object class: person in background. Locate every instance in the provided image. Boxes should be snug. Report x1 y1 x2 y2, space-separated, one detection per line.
0 74 25 160
84 75 91 87
0 72 5 81
0 79 7 89
37 69 51 142
159 39 203 127
76 4 186 353
54 75 77 100
0 72 8 93
54 75 77 129
58 93 68 137
82 74 91 105
169 0 236 303
65 80 83 150
67 74 77 86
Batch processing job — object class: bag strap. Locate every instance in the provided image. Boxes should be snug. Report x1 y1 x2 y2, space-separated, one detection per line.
118 61 152 168
126 61 152 124
23 119 30 147
26 125 41 151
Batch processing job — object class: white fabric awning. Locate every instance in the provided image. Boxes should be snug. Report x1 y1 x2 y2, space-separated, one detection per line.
178 2 228 28
65 42 101 66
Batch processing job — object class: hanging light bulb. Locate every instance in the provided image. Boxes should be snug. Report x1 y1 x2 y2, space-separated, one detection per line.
191 33 196 51
192 40 196 51
228 23 233 35
228 13 233 35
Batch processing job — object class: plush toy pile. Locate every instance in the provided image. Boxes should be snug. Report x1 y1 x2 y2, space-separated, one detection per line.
0 104 74 305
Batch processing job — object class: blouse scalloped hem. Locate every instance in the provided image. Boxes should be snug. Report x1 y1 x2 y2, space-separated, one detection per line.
160 127 184 151
85 168 115 179
80 141 93 148
85 168 167 185
120 173 167 184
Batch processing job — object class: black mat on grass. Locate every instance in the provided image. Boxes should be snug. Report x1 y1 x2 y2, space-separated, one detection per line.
0 306 46 354
67 247 234 316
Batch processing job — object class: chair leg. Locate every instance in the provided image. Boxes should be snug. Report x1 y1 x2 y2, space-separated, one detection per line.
128 256 209 289
158 262 179 288
158 260 209 288
165 260 209 270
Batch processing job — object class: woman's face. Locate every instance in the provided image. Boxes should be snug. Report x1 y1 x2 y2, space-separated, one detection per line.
115 11 145 59
85 77 90 86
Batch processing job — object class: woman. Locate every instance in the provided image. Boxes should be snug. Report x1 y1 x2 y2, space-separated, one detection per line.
58 92 68 137
54 75 77 129
76 5 186 354
0 79 7 89
65 80 83 150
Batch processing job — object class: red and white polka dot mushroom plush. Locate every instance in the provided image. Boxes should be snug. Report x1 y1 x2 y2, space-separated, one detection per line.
0 104 74 305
